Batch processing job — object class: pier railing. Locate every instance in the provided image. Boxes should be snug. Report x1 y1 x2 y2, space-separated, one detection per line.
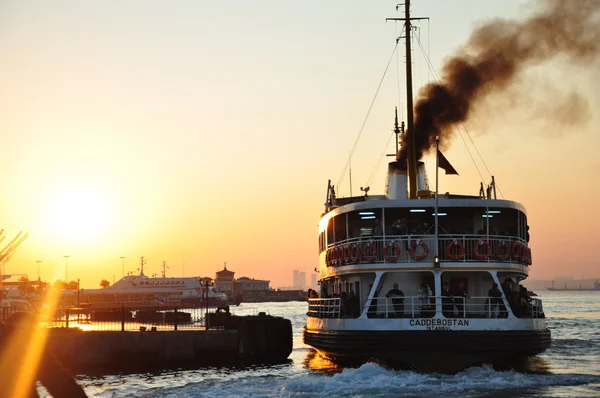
307 295 544 320
1 305 236 331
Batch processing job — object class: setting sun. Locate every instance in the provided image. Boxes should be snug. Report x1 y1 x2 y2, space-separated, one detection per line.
45 187 111 243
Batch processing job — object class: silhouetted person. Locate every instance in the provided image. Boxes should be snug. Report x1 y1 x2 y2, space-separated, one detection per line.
501 278 514 317
487 283 503 318
0 311 87 398
452 282 468 318
418 283 433 317
385 283 405 317
441 282 453 318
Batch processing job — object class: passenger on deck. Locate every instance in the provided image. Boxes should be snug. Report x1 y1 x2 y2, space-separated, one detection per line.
452 282 468 318
519 285 533 317
385 283 405 317
347 291 360 318
441 281 453 318
487 283 503 318
418 283 433 317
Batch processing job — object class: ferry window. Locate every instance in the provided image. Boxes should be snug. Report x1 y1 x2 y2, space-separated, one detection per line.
326 218 334 247
483 208 520 237
347 209 382 238
333 214 347 242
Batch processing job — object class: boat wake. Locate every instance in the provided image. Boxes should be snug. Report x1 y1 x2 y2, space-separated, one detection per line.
91 361 600 398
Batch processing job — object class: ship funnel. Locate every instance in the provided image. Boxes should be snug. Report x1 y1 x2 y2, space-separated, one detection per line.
386 161 408 200
416 161 431 198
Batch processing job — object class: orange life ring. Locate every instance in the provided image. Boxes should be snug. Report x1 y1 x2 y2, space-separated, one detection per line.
511 241 522 261
474 240 491 260
342 244 350 265
525 247 532 265
383 241 401 262
409 240 428 261
495 241 509 261
362 242 377 263
350 243 360 263
445 240 465 261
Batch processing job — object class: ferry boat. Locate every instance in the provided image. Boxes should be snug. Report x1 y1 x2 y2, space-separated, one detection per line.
304 3 550 373
60 261 228 310
547 279 600 291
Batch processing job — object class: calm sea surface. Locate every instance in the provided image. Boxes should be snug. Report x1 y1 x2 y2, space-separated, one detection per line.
48 291 600 398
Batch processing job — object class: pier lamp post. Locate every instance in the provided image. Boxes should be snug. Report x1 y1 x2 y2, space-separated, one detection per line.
199 278 214 330
36 260 42 282
64 255 70 283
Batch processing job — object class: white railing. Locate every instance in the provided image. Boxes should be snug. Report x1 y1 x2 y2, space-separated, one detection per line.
324 235 531 266
307 295 544 319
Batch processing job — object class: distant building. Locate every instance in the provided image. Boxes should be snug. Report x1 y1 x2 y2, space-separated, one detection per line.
310 273 317 289
215 264 235 297
214 264 270 301
235 276 270 300
292 270 306 289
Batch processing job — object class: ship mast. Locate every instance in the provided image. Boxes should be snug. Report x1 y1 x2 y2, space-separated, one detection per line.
387 0 427 199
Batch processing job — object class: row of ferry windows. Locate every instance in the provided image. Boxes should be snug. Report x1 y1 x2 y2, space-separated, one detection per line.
139 281 185 286
318 207 528 252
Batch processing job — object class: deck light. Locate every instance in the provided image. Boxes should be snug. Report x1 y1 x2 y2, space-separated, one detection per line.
488 210 501 214
431 213 447 216
359 211 375 215
409 209 426 213
434 256 440 268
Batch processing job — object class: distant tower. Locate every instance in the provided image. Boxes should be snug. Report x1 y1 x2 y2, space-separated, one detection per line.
292 270 306 289
310 274 317 289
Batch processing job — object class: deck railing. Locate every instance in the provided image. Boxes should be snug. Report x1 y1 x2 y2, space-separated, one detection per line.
324 234 532 266
307 295 544 320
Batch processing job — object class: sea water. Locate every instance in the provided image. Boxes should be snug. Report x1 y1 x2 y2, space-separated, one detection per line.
47 291 600 398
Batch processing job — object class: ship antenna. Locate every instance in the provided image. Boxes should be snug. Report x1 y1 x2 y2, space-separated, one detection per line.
387 1 428 199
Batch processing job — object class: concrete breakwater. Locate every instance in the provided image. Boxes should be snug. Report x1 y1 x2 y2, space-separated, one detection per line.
43 313 293 373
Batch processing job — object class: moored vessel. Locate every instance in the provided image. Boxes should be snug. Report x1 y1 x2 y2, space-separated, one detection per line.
303 2 550 373
60 259 228 310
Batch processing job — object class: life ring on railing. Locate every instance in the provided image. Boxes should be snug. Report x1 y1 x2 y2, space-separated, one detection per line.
340 244 349 265
336 246 343 266
474 240 491 260
511 241 522 261
525 247 532 265
445 240 465 261
362 242 377 263
383 241 401 262
350 243 360 263
495 241 510 261
408 240 428 261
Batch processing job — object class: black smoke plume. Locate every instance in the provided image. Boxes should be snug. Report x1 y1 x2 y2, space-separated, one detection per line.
398 0 600 162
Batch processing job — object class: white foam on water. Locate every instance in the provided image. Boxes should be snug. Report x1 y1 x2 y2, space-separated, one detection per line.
92 362 600 398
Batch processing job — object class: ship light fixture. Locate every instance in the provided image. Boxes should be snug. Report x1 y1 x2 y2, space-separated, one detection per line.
482 215 494 218
361 215 376 220
432 212 447 216
359 211 375 215
410 209 426 213
434 256 440 268
488 210 501 214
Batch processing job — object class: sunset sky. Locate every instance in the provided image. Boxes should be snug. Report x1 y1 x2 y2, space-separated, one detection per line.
1 0 598 289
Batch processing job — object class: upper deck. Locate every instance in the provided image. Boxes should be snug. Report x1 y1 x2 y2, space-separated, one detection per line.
318 197 531 270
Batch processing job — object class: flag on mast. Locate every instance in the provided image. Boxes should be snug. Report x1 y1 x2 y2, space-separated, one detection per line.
437 149 459 175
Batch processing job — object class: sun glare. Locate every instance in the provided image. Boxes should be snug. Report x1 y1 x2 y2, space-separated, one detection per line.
46 187 111 243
